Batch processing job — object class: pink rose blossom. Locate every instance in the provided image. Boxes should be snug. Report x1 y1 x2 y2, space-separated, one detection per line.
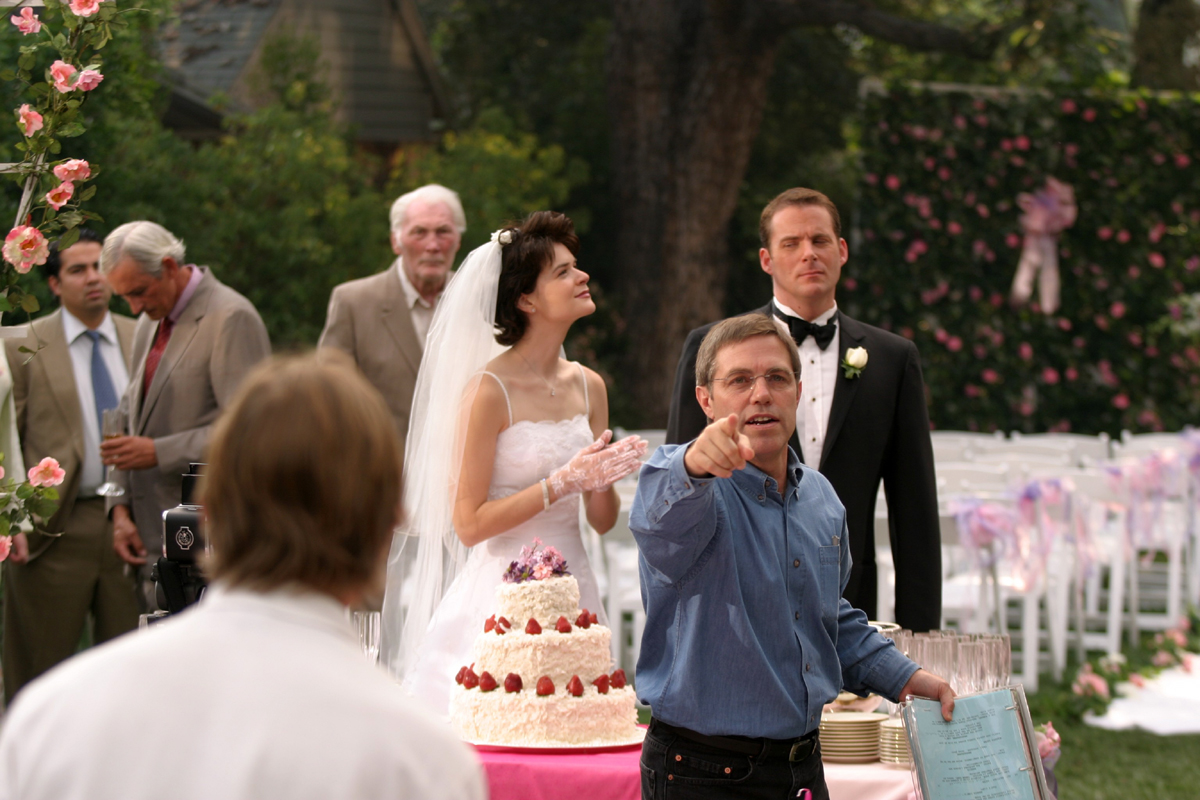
1175 153 1191 169
1187 257 1200 272
1005 233 1021 248
842 277 857 291
1019 342 1033 361
937 166 951 181
1036 722 1060 758
1129 673 1146 687
1015 135 1030 150
975 204 990 218
45 181 74 210
69 0 103 17
947 337 963 352
923 157 936 171
1149 222 1166 243
1152 650 1174 667
0 466 4 480
28 456 65 487
3 225 49 274
947 221 962 235
1127 266 1139 279
982 369 1000 385
1061 99 1077 114
1057 318 1072 331
964 384 982 398
1113 394 1130 410
1116 229 1130 243
10 7 41 34
50 60 77 93
1000 138 1013 152
864 173 877 185
968 286 982 301
884 175 900 191
1152 152 1166 166
953 115 967 130
934 328 949 344
1148 252 1165 269
75 69 104 91
1097 227 1113 240
1042 367 1059 384
1082 108 1097 122
0 536 9 563
53 159 91 183
532 563 553 580
1019 401 1034 417
1065 367 1078 381
1110 302 1126 319
16 104 43 137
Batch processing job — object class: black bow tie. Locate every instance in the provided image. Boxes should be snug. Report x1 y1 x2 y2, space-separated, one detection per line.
776 310 837 351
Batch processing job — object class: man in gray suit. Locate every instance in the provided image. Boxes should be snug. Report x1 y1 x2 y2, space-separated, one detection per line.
99 221 270 607
318 184 465 454
3 230 140 702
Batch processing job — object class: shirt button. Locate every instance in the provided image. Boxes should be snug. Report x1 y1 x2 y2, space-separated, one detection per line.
758 494 764 501
793 559 800 567
794 611 800 620
675 755 682 762
806 663 812 672
811 437 816 442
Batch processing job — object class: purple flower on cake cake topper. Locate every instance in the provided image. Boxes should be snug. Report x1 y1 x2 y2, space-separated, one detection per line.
502 539 570 583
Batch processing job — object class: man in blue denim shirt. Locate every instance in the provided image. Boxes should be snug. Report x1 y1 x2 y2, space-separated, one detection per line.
632 314 954 800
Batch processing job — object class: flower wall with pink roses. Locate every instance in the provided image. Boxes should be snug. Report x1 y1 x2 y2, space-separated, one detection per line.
0 0 121 321
849 86 1200 434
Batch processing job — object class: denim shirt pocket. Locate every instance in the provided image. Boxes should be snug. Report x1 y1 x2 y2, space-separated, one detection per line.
818 544 841 631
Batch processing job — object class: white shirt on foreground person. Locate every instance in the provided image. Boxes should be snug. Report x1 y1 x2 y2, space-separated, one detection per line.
0 585 485 800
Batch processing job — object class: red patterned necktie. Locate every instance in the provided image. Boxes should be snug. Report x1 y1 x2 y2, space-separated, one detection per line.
142 318 174 400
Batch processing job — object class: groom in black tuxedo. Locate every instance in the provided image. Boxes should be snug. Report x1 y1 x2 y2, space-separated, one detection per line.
666 187 941 632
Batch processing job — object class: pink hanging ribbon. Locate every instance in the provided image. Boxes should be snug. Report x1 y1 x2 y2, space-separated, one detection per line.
1009 177 1077 314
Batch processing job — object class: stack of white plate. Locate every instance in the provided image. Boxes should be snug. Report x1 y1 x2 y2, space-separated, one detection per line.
818 711 886 763
878 718 912 766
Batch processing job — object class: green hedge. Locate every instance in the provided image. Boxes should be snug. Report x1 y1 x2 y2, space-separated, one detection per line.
851 87 1200 434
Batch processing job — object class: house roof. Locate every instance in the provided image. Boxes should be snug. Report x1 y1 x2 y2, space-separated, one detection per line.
160 0 448 144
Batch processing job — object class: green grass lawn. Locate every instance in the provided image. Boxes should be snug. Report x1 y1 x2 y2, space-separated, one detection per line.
1049 719 1200 800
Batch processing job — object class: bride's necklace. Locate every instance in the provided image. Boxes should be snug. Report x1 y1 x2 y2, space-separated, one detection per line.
516 350 559 397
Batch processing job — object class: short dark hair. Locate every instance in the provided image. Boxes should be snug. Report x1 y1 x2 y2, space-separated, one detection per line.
41 228 104 281
202 351 403 596
494 211 580 346
759 188 842 249
695 313 801 387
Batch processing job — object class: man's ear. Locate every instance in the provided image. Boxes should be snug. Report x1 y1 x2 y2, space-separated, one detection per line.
47 275 62 299
696 384 714 422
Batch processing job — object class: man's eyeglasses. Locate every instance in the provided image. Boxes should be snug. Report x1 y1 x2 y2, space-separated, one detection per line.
709 370 798 394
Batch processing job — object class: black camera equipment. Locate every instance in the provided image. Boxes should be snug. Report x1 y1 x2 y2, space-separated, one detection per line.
152 463 207 614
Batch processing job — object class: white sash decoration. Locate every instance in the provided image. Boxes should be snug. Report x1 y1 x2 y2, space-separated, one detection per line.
1009 177 1077 313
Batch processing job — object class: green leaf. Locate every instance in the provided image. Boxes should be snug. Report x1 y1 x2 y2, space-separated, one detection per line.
20 294 40 314
18 53 35 71
48 139 62 154
30 82 50 97
57 122 86 138
0 69 15 82
0 296 11 314
53 33 68 51
41 488 59 503
58 211 83 228
0 517 9 539
78 185 97 202
16 485 33 501
57 226 80 248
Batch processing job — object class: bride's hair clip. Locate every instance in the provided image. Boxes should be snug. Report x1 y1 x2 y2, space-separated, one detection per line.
490 228 515 246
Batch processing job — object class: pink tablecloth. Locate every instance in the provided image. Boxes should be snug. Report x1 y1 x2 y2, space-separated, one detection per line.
475 746 914 800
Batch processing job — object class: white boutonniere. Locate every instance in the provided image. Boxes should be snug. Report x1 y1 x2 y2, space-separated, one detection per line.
842 347 868 379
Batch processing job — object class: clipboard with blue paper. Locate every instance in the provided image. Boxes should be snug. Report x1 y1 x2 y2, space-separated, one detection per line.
901 685 1052 800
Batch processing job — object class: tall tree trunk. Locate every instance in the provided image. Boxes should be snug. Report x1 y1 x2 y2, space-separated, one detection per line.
1132 0 1200 90
608 0 780 426
607 0 996 426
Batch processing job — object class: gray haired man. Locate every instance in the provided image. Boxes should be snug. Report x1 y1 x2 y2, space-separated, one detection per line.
318 184 466 454
100 221 271 609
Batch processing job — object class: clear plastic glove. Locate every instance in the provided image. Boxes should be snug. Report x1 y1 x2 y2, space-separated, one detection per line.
547 430 648 499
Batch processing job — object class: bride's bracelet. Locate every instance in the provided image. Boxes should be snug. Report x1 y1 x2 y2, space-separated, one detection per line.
540 478 551 510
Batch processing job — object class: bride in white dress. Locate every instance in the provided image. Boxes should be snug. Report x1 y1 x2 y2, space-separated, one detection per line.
381 211 646 716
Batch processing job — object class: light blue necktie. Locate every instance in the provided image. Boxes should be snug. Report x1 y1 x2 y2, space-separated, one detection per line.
85 330 119 435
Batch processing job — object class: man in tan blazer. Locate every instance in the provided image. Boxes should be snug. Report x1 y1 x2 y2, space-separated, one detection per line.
3 229 140 702
99 222 270 608
318 184 465 455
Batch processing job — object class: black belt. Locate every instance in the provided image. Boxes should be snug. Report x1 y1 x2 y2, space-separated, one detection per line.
651 719 819 762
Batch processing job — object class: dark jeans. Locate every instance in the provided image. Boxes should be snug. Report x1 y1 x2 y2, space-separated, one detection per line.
640 720 830 800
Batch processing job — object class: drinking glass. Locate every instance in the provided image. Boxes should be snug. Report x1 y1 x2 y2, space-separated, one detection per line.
955 641 986 695
354 611 381 665
97 408 126 497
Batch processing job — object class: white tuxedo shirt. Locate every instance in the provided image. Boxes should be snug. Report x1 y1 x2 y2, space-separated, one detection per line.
773 301 840 468
0 586 485 800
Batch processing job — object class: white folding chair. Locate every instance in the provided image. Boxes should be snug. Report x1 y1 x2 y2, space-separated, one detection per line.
1011 431 1111 465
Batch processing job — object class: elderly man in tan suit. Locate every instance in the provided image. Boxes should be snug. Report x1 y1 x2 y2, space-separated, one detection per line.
318 184 465 454
99 221 270 608
3 229 140 702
